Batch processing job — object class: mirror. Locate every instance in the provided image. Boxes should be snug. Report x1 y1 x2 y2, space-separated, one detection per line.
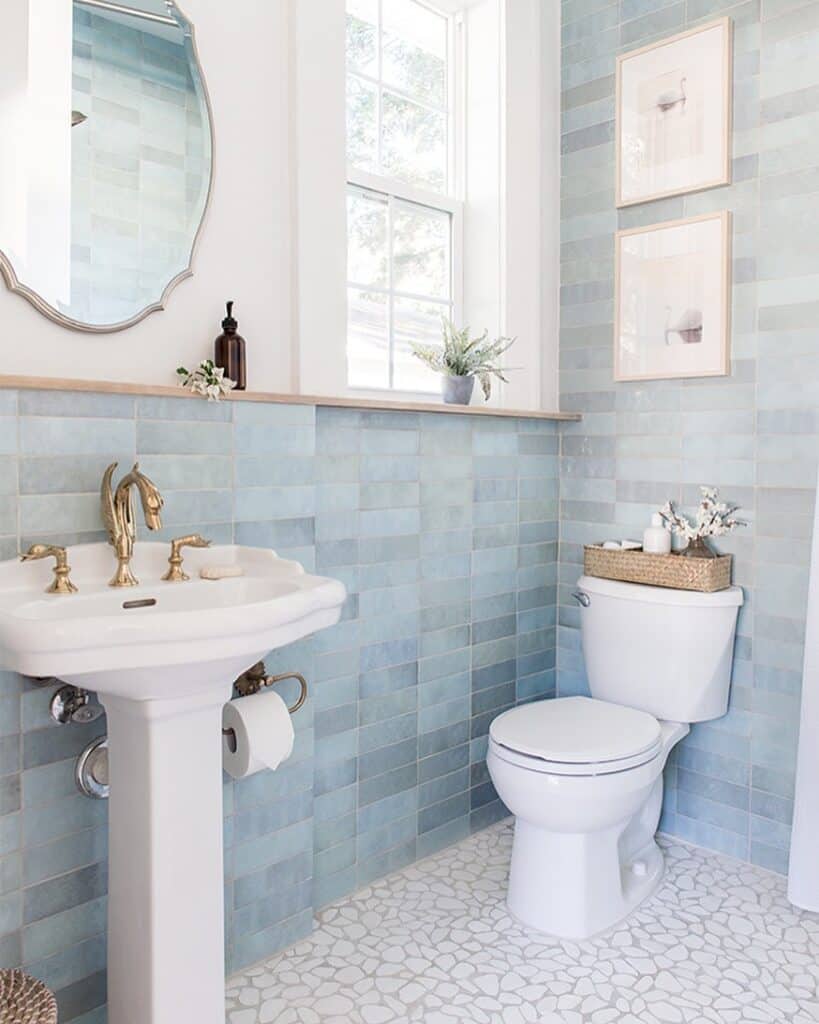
0 0 213 332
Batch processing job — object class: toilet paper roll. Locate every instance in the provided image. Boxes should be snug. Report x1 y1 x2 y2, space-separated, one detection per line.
222 691 295 780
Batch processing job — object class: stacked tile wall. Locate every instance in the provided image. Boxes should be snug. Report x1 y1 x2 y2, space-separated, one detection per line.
0 389 558 1021
559 0 817 872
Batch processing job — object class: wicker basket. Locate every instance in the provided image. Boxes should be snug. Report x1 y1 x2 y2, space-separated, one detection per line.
0 971 57 1024
584 545 732 593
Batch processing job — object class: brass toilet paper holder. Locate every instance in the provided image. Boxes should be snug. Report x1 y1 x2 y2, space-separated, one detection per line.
222 661 308 752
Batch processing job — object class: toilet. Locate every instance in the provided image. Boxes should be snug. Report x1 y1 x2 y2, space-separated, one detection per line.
487 574 743 940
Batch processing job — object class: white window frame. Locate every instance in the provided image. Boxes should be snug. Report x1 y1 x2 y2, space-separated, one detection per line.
294 0 553 412
346 0 465 399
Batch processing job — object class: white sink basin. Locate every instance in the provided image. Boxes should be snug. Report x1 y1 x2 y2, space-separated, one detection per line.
0 542 346 696
0 541 346 1024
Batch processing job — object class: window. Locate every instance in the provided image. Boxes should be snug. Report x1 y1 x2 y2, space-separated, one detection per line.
346 0 462 393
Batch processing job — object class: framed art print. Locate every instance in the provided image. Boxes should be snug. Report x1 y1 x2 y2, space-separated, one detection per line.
614 211 731 383
616 18 732 207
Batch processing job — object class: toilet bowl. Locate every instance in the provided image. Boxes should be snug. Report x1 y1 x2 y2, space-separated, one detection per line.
487 575 743 940
488 697 688 938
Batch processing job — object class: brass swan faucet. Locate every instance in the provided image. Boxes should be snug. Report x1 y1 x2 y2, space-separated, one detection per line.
101 463 164 587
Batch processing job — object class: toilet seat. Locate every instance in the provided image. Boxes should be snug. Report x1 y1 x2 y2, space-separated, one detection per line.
489 696 663 776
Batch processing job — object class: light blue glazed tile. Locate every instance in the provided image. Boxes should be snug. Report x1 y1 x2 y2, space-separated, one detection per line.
360 481 419 510
360 429 419 455
359 712 417 756
19 494 101 536
234 517 315 550
0 458 16 498
235 424 315 457
236 456 315 488
137 419 231 455
17 454 156 495
235 486 315 521
317 483 359 513
360 456 419 483
20 417 135 456
232 819 313 878
419 670 470 709
160 489 232 526
315 425 360 456
233 403 314 427
22 896 106 963
20 390 134 419
136 395 231 422
360 508 420 538
357 787 418 834
359 611 419 646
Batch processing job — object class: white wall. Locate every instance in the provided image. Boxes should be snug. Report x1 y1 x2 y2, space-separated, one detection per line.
290 0 347 397
0 0 562 408
538 0 560 412
0 0 294 392
0 1 31 272
26 0 73 304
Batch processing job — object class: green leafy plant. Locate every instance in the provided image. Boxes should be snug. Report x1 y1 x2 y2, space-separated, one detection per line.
411 319 516 400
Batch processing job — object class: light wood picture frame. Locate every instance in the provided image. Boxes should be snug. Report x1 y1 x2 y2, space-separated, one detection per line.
616 18 733 208
614 211 732 383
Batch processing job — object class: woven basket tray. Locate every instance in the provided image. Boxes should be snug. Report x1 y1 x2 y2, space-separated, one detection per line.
584 545 732 593
0 970 57 1024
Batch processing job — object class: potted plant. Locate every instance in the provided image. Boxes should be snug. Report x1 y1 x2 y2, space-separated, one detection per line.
411 319 516 405
659 487 746 558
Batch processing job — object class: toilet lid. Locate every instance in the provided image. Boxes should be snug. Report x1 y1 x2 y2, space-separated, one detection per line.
489 696 662 765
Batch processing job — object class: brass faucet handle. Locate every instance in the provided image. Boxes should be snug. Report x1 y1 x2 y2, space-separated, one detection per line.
20 544 79 595
161 534 212 582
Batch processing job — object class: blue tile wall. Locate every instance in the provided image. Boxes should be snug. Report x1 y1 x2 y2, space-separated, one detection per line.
0 389 558 1020
559 0 817 874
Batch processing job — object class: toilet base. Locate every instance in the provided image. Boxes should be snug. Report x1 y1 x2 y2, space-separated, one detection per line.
506 821 665 940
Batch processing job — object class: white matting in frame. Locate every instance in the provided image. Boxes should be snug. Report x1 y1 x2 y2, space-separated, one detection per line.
615 211 732 383
616 17 732 208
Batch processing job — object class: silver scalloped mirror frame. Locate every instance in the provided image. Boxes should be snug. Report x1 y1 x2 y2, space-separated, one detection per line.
0 1 215 335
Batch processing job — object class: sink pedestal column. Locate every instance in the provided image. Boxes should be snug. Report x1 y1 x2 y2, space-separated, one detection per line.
101 684 234 1024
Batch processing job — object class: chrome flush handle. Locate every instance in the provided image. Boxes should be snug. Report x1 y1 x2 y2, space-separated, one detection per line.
572 591 590 608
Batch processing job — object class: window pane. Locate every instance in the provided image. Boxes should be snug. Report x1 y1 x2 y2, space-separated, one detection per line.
393 202 450 299
382 0 447 108
348 191 388 286
381 91 446 192
348 288 390 389
393 297 449 393
346 0 378 76
347 76 378 172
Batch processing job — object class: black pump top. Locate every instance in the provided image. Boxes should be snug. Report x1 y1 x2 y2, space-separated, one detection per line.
221 301 238 333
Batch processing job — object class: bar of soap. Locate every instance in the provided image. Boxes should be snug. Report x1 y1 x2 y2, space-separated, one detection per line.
621 540 642 550
200 565 245 580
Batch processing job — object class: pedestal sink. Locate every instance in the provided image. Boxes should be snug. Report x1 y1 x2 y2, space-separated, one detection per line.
0 543 346 1024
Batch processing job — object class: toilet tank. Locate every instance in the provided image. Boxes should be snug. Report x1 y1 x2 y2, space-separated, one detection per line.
575 575 743 723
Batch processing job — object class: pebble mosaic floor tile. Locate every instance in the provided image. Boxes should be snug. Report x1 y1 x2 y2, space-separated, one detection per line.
225 821 819 1024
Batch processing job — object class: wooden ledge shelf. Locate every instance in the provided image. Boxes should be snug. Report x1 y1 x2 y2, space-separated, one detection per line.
0 375 581 422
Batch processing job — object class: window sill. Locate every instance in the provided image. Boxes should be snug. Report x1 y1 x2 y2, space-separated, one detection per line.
0 374 580 421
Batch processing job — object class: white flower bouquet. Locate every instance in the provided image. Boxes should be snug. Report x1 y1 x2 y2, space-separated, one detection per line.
176 360 236 402
659 487 746 558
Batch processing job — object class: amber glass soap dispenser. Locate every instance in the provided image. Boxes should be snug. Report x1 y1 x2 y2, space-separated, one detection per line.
214 301 247 390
